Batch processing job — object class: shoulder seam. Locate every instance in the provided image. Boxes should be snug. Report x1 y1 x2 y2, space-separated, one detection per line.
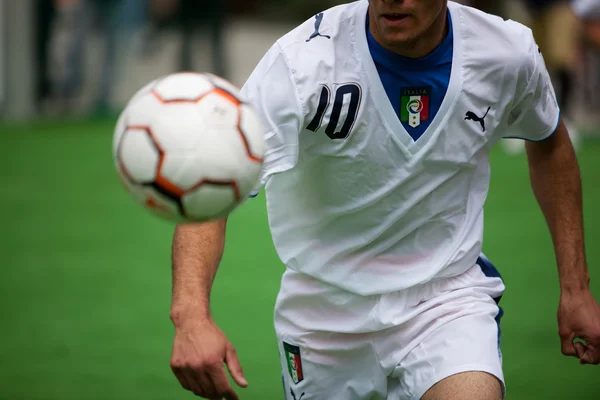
512 30 540 107
275 41 307 130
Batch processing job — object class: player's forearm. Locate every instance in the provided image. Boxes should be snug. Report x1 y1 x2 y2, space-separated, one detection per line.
526 122 590 294
170 218 227 327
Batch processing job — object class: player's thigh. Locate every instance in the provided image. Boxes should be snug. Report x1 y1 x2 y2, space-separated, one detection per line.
390 307 505 400
387 264 505 400
421 371 502 400
277 331 387 400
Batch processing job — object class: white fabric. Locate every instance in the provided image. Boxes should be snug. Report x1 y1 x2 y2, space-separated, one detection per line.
276 264 506 400
241 0 560 296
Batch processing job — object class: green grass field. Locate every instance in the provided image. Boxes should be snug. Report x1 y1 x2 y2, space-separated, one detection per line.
1 120 599 400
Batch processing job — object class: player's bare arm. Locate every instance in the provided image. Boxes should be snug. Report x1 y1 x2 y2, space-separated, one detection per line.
526 121 600 365
170 219 248 399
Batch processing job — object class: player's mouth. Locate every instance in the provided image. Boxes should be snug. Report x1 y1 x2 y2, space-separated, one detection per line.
382 13 410 26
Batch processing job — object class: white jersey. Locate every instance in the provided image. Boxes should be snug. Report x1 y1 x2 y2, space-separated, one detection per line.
241 0 559 296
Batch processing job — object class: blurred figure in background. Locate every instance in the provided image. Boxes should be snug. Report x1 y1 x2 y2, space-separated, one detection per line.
572 0 600 119
138 0 226 75
524 0 582 151
525 1 578 123
45 0 146 116
573 0 600 48
179 0 226 77
137 0 179 56
35 0 57 112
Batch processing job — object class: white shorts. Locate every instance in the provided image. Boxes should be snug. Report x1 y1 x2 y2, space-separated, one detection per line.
274 255 506 400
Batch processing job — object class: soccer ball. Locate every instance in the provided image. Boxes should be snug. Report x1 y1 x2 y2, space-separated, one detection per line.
112 72 265 222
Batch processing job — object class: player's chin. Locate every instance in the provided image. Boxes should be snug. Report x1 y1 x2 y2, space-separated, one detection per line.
379 23 417 40
382 31 419 48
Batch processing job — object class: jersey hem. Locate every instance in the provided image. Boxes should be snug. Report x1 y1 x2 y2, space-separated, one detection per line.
502 109 561 142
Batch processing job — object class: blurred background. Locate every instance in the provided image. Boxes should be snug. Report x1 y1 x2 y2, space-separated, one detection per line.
0 0 599 399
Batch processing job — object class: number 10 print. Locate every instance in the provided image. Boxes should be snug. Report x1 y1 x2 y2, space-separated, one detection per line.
306 83 362 140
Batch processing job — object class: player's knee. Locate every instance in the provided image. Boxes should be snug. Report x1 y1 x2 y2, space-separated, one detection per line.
421 371 503 400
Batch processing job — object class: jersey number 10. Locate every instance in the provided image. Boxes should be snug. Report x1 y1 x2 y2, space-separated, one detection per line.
306 84 362 140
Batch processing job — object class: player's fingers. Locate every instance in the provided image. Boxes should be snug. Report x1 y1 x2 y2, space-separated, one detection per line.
225 344 248 388
171 366 193 391
560 334 577 357
185 367 213 398
207 366 239 400
578 343 600 365
190 368 221 400
574 341 588 363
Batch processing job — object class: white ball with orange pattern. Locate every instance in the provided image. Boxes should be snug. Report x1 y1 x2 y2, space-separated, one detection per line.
113 73 266 222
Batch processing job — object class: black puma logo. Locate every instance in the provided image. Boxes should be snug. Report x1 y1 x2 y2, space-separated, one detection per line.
290 388 305 400
465 106 491 132
306 13 331 42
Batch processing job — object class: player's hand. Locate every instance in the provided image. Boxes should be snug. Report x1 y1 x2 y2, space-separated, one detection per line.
170 318 248 399
558 289 600 365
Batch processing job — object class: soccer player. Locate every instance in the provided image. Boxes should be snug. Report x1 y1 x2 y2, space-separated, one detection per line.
169 1 600 399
